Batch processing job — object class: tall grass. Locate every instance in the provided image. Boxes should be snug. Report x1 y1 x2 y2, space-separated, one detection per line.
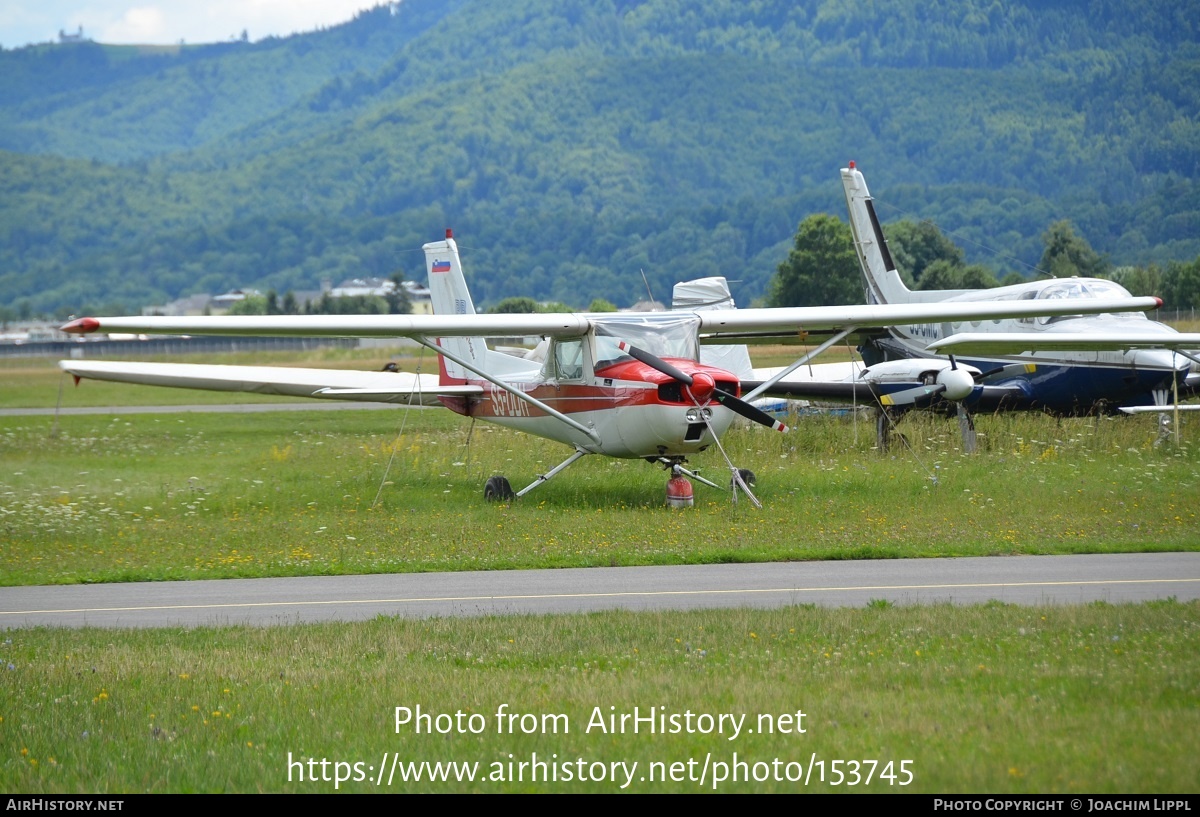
2 405 1195 586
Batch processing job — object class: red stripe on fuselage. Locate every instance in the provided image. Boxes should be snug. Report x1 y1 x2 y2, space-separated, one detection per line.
468 381 656 419
453 359 740 420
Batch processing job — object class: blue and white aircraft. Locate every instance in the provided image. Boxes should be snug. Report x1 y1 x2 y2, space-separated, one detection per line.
835 162 1200 417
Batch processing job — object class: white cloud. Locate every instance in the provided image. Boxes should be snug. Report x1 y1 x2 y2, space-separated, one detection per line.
99 6 166 43
1 1 383 48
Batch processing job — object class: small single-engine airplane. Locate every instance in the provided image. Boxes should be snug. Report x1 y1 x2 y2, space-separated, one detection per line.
60 218 1165 506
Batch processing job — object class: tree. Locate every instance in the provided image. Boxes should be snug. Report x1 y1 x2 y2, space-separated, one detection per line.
384 274 412 315
767 214 861 307
959 264 1000 289
488 296 540 314
1161 256 1200 309
228 295 267 315
1109 265 1163 298
886 220 963 287
1038 220 1108 279
917 259 965 290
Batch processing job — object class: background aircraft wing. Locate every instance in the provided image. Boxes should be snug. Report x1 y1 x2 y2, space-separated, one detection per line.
59 361 481 407
928 332 1200 355
691 297 1162 338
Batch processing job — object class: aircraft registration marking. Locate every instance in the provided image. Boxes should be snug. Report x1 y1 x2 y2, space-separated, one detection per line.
489 384 532 417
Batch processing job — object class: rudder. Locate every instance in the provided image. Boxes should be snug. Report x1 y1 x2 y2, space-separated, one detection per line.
423 229 484 381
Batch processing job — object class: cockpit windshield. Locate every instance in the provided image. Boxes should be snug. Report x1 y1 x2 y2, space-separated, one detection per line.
592 315 700 370
1036 279 1145 324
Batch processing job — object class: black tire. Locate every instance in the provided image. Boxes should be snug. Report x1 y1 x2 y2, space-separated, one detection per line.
484 475 515 502
732 468 756 489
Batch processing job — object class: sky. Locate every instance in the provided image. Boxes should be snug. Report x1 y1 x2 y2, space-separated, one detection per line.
0 0 386 48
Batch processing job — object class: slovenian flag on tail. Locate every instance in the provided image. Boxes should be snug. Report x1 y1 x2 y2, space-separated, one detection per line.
431 259 451 273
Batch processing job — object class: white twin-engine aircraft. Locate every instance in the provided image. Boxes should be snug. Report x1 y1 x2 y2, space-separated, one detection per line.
834 162 1200 417
61 209 1163 506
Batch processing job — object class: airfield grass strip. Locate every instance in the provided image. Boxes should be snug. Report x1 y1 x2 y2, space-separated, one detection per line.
1 601 1196 793
1 405 1196 586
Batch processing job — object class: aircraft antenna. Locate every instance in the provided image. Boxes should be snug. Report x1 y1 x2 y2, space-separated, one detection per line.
640 269 655 305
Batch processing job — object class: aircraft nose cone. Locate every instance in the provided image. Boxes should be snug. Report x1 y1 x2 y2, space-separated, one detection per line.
937 367 975 402
687 372 716 403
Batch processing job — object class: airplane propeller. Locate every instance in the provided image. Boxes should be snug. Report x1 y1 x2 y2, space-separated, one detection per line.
617 342 788 432
872 357 979 453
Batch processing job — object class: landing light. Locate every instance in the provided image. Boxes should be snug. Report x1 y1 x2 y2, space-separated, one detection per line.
686 407 713 422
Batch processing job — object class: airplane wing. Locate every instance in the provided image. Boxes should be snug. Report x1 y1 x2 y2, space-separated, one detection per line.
742 359 1036 410
61 297 1161 341
928 332 1200 355
693 297 1163 337
58 361 482 406
1119 404 1200 414
60 313 592 338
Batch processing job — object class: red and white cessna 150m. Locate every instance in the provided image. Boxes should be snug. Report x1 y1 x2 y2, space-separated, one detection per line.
61 226 1162 506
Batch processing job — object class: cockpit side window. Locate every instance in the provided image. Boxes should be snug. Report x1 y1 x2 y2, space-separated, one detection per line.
552 338 585 381
1017 290 1038 323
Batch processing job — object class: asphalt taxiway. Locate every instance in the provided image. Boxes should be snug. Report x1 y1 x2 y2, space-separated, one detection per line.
2 552 1196 629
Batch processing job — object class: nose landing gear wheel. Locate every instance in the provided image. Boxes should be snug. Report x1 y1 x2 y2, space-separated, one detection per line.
484 475 515 502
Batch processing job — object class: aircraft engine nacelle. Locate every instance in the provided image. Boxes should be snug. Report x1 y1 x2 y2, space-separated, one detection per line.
863 359 980 401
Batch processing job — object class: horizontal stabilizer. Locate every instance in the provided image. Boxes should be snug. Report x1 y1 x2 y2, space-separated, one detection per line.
59 361 478 407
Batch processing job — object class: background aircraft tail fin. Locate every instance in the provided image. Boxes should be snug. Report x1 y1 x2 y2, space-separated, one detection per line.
842 163 915 306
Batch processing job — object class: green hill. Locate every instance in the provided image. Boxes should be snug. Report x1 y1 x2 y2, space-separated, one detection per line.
1 0 1198 317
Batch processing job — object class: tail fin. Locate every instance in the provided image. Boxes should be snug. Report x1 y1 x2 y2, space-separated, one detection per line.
423 230 484 381
842 162 916 305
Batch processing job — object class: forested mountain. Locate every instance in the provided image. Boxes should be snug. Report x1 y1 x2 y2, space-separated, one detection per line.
1 0 1198 318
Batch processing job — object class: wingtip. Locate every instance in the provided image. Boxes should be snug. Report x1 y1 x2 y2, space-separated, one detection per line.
61 317 100 334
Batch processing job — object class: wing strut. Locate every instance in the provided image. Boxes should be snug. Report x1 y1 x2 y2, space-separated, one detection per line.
741 327 858 401
412 336 602 445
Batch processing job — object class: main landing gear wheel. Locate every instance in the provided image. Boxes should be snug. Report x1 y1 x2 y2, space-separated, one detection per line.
731 468 756 489
483 475 515 502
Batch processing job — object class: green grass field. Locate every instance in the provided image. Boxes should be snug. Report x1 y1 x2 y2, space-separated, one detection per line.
2 353 1197 794
2 602 1197 793
2 405 1196 586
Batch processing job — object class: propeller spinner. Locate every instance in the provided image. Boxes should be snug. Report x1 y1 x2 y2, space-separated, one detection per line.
617 341 788 432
